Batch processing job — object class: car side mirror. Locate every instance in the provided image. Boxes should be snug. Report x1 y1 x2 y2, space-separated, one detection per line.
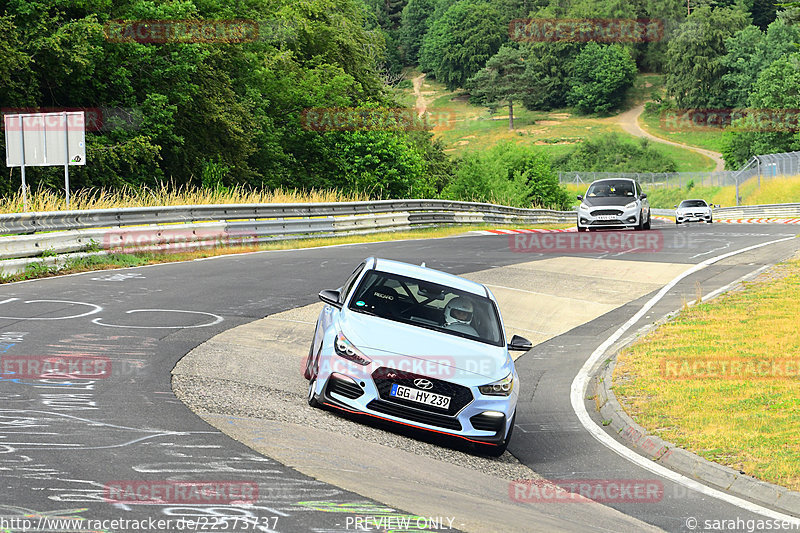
640 193 647 199
319 289 342 309
576 195 583 201
508 334 532 351
673 205 677 208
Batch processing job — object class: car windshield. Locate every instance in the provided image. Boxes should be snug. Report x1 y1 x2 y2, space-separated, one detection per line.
348 270 504 346
679 200 708 208
586 180 635 198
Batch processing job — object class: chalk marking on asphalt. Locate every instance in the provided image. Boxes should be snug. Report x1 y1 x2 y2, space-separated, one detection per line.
571 236 800 523
91 309 223 329
0 300 102 320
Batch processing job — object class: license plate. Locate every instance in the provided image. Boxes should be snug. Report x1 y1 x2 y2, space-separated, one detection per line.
390 384 451 409
595 215 617 221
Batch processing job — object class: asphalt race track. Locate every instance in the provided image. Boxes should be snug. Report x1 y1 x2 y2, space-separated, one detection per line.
1 220 799 532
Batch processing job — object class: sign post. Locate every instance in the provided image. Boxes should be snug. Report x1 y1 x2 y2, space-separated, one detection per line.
4 111 86 212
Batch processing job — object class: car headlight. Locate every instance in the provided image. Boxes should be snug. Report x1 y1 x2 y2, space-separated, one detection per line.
479 372 514 396
334 331 371 366
579 203 589 211
624 201 637 210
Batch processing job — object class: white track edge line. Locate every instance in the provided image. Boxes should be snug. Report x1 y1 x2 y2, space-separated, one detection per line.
570 236 800 523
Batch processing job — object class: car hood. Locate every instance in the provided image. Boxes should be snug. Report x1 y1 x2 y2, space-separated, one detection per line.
677 206 710 213
582 197 638 208
338 310 512 382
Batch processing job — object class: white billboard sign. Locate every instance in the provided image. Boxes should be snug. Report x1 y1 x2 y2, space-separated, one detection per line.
3 111 86 210
5 112 86 166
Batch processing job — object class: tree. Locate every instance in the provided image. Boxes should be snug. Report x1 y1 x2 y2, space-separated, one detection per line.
567 43 637 114
466 46 526 130
399 0 434 64
419 0 506 90
721 53 800 167
518 42 582 110
665 5 749 108
720 19 800 108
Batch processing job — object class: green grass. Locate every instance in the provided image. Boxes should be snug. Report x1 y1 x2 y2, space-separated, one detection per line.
640 111 729 155
408 72 719 172
644 142 717 172
613 258 800 491
642 175 800 209
567 174 800 209
624 73 666 108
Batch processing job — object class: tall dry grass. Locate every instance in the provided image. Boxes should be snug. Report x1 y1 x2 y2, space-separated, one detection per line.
0 184 370 214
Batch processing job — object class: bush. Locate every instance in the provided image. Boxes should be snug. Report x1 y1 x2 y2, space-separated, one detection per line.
442 143 571 209
554 134 677 173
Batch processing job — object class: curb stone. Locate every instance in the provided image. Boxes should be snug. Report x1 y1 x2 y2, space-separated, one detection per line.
591 278 800 517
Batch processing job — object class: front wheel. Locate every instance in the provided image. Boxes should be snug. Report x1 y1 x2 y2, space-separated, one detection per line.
577 225 587 232
308 378 322 408
643 214 651 230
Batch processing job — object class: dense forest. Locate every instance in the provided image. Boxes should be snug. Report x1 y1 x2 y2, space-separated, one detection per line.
1 0 799 208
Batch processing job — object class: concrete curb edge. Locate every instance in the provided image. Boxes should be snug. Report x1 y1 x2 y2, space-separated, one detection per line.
590 273 800 517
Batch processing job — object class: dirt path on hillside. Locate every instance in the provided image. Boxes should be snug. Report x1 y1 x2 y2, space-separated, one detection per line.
413 73 427 116
618 104 725 171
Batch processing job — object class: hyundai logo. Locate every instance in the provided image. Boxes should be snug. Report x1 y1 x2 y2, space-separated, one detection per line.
413 378 433 390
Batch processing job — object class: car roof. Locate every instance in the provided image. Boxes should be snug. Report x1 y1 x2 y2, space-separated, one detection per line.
680 199 707 203
366 257 488 297
590 178 636 184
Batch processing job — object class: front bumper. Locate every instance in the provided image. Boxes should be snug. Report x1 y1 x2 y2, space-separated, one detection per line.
577 205 641 228
676 211 712 223
314 369 515 446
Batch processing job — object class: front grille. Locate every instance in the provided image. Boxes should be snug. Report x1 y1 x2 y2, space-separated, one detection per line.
590 219 623 226
372 367 473 416
470 412 506 432
591 209 623 216
328 375 364 399
367 399 462 430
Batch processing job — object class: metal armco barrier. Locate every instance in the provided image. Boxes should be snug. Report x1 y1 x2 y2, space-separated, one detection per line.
0 200 577 274
0 200 571 235
712 203 800 219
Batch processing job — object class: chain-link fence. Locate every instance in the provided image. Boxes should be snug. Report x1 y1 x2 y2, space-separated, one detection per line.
558 171 738 189
558 151 800 205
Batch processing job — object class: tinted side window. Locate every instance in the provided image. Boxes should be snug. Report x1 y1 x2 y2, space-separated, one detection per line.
339 262 366 304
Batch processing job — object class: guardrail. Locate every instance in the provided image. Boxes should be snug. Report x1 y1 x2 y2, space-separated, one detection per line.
2 200 797 276
0 200 576 275
713 203 800 219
